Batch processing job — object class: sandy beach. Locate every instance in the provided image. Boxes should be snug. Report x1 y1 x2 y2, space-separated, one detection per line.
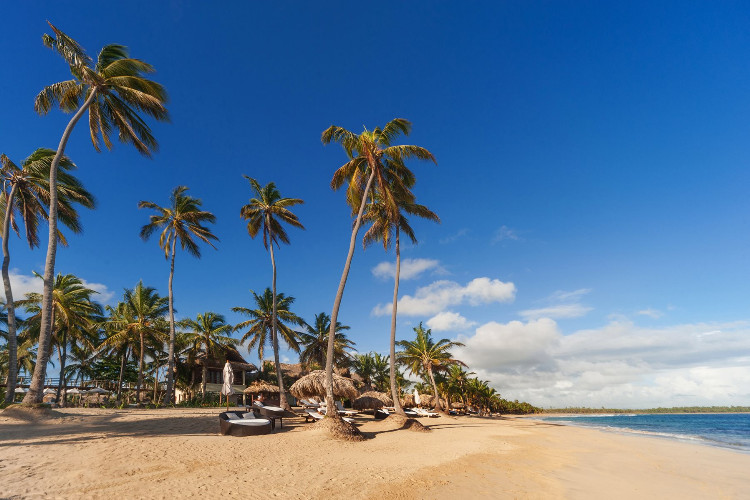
0 408 747 499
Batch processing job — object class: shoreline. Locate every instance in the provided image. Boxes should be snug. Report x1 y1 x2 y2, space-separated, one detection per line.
531 413 750 455
2 408 748 499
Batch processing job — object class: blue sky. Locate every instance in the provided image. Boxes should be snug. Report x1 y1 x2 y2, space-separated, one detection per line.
2 2 750 408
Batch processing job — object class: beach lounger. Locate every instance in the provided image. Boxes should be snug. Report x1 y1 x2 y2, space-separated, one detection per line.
376 408 419 419
335 400 359 416
299 398 320 408
304 409 354 424
219 411 273 436
413 408 440 418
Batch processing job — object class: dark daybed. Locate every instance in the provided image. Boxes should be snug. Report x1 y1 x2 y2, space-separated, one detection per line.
219 411 273 436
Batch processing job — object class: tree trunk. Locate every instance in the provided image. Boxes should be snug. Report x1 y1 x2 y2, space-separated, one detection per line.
201 364 207 396
55 332 67 407
137 331 145 403
117 348 127 402
427 364 444 413
2 183 19 403
164 238 176 404
23 90 98 404
269 238 291 411
390 228 405 415
153 362 159 402
324 168 377 417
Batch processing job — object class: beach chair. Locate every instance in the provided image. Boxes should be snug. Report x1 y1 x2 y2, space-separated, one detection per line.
299 398 320 408
413 408 440 418
304 409 354 424
335 400 359 416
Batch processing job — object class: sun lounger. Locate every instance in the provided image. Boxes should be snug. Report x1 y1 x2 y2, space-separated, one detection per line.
219 411 273 436
376 408 419 419
304 409 354 424
334 401 359 416
299 398 320 408
413 408 440 418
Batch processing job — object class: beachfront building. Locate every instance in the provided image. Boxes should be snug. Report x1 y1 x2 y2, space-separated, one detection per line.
176 347 257 405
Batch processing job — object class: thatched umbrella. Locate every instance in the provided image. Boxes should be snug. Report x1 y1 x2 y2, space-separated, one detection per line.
451 402 465 409
243 381 280 394
419 394 447 409
289 370 358 401
352 391 393 410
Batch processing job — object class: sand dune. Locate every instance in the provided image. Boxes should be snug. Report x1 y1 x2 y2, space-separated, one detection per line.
0 408 747 499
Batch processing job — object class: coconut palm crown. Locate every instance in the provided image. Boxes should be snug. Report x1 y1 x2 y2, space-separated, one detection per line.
397 322 465 413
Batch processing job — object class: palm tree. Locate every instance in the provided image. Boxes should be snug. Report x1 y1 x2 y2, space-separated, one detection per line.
362 193 439 416
19 274 103 406
0 149 95 403
139 186 218 404
396 322 465 413
240 177 304 411
321 118 435 418
351 353 377 391
102 282 169 403
232 288 304 401
25 23 168 404
447 365 475 406
298 312 354 370
179 312 236 396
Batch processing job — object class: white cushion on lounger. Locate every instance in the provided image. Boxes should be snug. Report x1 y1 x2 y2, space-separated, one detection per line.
226 413 242 420
232 420 271 427
242 412 257 419
261 405 284 412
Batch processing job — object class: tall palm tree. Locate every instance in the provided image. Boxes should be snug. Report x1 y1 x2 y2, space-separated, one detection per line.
321 118 435 418
102 282 169 403
240 177 304 411
232 288 304 397
0 149 94 403
298 312 354 370
18 273 103 407
25 22 168 404
396 323 465 413
139 186 217 404
179 312 236 396
362 193 439 416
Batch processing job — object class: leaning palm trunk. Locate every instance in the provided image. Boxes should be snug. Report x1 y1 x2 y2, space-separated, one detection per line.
24 90 98 404
55 334 67 407
201 364 207 396
390 228 405 415
137 332 145 403
116 349 127 402
2 183 19 403
426 365 444 413
269 241 291 411
164 239 176 404
324 168 377 415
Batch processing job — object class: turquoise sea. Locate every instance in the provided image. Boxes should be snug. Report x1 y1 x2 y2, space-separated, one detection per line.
538 413 750 453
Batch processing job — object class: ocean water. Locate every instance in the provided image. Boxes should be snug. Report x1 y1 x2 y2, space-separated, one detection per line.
538 413 750 453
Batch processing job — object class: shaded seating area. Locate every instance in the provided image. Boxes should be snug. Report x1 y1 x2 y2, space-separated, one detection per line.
413 408 440 418
251 401 287 428
219 411 273 436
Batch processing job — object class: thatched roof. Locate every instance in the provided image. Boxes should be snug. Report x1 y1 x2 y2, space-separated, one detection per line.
402 393 415 407
418 394 448 409
451 402 465 409
353 391 393 410
195 347 257 371
289 370 358 400
243 381 280 394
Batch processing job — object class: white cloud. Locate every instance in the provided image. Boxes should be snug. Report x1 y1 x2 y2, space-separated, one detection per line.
7 270 114 304
492 225 520 244
439 228 469 244
372 277 516 317
454 317 750 408
519 288 592 320
638 308 664 319
371 258 445 281
426 312 477 332
519 304 593 320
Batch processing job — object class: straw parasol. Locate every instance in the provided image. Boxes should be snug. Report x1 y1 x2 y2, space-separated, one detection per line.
451 402 465 409
243 380 280 394
401 393 415 407
289 370 358 401
352 391 393 410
